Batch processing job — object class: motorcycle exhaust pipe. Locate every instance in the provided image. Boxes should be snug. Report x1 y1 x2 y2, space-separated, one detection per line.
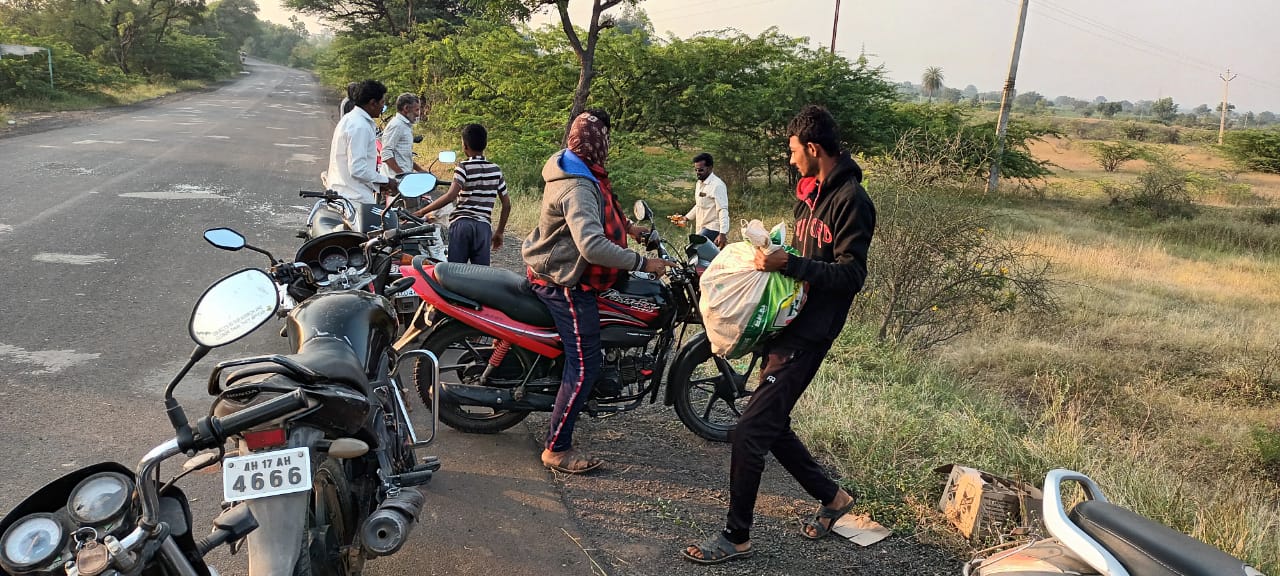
441 382 556 411
361 487 426 557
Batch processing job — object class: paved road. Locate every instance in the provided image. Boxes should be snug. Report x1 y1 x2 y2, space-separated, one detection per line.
0 61 596 575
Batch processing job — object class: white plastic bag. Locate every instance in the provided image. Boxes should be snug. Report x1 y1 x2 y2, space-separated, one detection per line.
698 222 805 358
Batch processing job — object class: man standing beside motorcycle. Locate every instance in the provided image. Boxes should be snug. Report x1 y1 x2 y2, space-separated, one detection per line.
522 110 674 474
381 93 426 180
326 79 397 204
682 105 876 564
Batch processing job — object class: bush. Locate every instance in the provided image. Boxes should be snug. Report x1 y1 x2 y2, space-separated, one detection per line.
851 188 1058 350
1088 140 1145 172
1103 148 1197 220
1120 121 1150 141
1221 130 1280 174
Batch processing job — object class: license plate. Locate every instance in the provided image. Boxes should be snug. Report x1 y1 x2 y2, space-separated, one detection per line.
222 447 312 502
394 289 418 299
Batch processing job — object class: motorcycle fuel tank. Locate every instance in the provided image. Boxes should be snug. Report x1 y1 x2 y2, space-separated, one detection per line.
286 291 397 374
597 274 673 329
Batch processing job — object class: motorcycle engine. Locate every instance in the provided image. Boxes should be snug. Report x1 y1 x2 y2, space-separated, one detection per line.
595 347 656 398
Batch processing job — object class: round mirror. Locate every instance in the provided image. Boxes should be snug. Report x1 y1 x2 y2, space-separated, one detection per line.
438 150 457 164
633 200 653 222
189 269 279 348
204 228 245 251
397 173 438 199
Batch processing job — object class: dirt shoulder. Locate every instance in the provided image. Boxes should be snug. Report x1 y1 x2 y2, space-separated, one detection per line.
488 241 960 576
0 82 228 141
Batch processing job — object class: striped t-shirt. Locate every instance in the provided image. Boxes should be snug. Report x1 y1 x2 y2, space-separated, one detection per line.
451 155 508 225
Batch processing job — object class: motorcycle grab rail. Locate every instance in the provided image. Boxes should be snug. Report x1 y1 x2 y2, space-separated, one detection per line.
391 349 440 448
1041 468 1130 576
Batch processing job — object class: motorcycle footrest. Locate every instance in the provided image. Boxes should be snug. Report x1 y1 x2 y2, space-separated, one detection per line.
390 467 434 487
419 456 441 472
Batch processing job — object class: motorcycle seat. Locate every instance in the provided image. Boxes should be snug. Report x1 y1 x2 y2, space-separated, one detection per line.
223 337 370 393
432 262 554 328
1069 500 1255 576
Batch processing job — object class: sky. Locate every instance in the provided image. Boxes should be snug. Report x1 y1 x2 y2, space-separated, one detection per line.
257 0 1280 113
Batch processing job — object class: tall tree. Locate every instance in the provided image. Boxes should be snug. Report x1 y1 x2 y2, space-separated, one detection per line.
921 65 943 103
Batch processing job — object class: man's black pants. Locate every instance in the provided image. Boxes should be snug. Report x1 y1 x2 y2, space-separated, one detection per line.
724 340 840 544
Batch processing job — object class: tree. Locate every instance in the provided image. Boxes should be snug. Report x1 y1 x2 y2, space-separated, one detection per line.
920 65 943 103
1151 96 1178 124
1259 111 1277 126
1013 90 1043 110
1097 101 1123 118
1221 130 1280 173
962 84 978 98
940 86 963 104
1192 104 1211 117
1089 140 1145 172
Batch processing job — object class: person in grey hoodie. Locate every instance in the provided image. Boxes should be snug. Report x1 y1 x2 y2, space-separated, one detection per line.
522 110 673 474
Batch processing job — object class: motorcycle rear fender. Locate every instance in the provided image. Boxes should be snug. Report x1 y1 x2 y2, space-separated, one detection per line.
400 262 563 358
242 427 325 576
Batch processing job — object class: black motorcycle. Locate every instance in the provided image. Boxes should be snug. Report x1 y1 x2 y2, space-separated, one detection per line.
0 269 311 576
201 227 441 575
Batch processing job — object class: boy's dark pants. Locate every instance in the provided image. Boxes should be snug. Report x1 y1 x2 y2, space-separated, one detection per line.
447 217 491 265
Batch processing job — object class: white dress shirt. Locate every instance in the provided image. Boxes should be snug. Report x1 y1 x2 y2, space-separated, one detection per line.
685 172 730 233
327 106 388 204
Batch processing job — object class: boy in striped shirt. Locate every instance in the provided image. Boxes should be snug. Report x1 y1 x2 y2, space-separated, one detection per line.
415 124 511 265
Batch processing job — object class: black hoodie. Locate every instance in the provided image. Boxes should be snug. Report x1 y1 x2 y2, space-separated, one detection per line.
779 152 876 347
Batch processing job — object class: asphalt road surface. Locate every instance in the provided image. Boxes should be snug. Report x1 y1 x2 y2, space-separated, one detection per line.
0 61 597 575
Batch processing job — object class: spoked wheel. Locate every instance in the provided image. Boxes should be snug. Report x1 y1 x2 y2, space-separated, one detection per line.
295 458 363 576
412 321 530 434
670 333 760 443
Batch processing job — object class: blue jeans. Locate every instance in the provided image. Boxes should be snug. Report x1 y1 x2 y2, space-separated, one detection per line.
531 283 601 453
447 217 491 265
699 228 722 242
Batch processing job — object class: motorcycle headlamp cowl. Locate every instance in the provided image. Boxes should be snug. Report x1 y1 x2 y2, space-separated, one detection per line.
68 472 133 526
1 513 65 572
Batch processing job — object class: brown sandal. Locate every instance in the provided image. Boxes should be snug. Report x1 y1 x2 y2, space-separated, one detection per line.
541 449 603 474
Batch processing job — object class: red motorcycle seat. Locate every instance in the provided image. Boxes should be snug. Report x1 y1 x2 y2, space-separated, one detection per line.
433 263 554 328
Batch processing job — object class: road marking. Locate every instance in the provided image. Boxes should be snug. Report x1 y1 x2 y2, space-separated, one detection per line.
266 127 286 130
72 140 124 145
33 253 115 265
0 224 12 233
206 135 231 139
288 153 319 163
132 138 159 142
275 143 309 148
0 342 101 375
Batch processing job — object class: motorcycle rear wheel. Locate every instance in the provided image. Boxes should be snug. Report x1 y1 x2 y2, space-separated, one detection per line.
669 334 759 443
413 321 530 434
294 458 363 576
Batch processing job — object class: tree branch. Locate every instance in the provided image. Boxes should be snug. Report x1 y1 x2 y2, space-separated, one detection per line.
554 0 583 58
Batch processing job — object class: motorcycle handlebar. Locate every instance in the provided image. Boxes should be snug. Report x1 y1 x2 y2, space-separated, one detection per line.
195 389 309 447
299 190 338 199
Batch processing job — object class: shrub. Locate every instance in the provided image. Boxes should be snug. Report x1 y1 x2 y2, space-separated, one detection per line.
1221 130 1280 174
851 188 1058 350
1120 121 1149 141
1088 140 1145 172
1103 148 1196 220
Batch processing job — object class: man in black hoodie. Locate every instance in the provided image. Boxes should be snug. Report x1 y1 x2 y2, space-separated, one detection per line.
683 105 876 565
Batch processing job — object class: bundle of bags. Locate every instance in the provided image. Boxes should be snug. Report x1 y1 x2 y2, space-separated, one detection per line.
698 220 806 358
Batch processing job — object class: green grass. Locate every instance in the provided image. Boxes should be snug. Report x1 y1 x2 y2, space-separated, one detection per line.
2 80 208 112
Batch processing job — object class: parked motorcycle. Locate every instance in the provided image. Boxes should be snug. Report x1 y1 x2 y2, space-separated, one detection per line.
394 199 757 443
202 227 441 575
963 469 1262 576
0 269 309 575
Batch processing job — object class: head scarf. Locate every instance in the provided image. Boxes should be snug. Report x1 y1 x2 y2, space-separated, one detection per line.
565 112 610 168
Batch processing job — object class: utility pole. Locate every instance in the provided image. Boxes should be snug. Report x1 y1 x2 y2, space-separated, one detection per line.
830 0 842 54
1218 68 1237 145
986 0 1030 195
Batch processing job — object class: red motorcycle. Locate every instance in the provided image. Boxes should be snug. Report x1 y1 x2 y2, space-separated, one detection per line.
393 200 756 442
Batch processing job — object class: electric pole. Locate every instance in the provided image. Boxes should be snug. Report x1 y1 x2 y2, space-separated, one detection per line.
1218 68 1237 145
986 0 1030 195
830 0 842 54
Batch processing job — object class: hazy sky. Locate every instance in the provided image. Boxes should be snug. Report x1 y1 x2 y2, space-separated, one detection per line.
258 0 1280 112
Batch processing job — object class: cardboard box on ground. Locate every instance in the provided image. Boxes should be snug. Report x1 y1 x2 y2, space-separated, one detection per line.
935 464 1044 540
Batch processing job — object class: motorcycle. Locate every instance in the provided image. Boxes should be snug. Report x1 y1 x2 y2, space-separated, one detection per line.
393 199 758 443
201 226 441 575
963 469 1263 576
0 269 313 575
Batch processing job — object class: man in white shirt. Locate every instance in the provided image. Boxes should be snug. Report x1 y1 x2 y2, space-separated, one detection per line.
380 93 426 179
684 152 730 248
326 79 396 204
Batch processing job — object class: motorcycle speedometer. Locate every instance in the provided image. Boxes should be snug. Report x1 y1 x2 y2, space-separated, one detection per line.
319 246 349 273
68 472 133 525
1 513 65 572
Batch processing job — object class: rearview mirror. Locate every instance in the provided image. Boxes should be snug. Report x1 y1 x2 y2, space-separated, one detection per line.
413 135 424 144
204 228 245 251
398 173 438 199
438 150 457 164
189 269 278 348
633 200 653 222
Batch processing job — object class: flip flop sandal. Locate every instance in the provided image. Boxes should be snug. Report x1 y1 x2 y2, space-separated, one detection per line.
542 450 603 474
802 499 857 540
680 533 754 565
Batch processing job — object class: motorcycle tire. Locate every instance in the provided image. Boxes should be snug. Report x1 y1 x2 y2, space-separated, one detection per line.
293 458 364 576
412 321 530 434
668 334 760 443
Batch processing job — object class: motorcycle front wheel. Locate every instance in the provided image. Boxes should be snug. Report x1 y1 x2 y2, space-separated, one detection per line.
669 333 760 443
413 321 530 434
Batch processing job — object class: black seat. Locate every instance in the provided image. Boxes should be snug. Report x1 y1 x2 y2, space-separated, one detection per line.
224 337 370 393
310 204 350 237
1070 500 1255 576
433 262 554 327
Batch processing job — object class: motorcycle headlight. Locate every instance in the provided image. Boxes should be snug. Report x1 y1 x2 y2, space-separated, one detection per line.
1 513 65 572
68 472 133 526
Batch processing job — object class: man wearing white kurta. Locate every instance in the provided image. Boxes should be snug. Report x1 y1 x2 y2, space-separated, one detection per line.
327 80 394 205
685 152 730 248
